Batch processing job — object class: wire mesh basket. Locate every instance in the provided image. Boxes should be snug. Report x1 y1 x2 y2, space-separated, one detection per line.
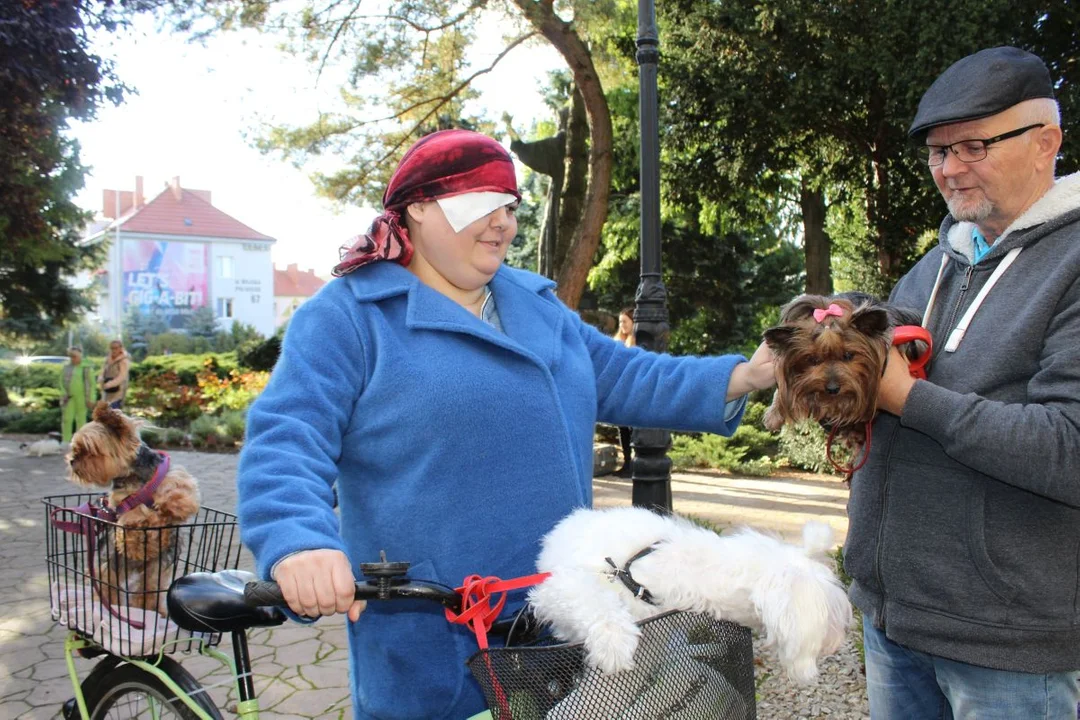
44 492 242 657
468 610 756 719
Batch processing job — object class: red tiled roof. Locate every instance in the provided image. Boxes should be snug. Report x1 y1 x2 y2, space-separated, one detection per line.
274 264 326 297
118 185 274 241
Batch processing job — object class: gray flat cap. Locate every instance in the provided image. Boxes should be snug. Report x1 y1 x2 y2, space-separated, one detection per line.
908 46 1055 138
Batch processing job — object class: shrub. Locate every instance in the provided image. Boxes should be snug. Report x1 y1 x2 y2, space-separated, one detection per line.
140 425 164 448
0 405 26 430
668 401 780 475
165 428 191 447
237 335 281 372
6 408 61 434
126 370 203 426
24 387 63 410
0 362 63 392
777 420 834 474
218 409 247 443
196 361 268 414
189 414 233 448
147 332 197 356
130 353 238 386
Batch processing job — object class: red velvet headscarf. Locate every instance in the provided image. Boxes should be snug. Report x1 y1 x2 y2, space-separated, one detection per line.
332 129 520 277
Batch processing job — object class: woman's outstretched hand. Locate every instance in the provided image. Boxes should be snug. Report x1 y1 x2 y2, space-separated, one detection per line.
726 341 777 401
273 549 367 622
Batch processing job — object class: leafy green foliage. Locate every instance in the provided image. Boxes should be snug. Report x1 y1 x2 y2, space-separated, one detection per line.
130 353 237 385
0 361 64 392
0 0 132 344
4 408 61 434
659 0 1079 289
237 335 282 372
778 420 831 474
669 401 781 476
588 84 803 355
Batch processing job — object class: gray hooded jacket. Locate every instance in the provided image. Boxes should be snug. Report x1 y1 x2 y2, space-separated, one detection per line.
845 172 1080 673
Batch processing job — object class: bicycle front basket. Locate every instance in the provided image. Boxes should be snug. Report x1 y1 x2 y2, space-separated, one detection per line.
467 610 756 719
44 492 242 657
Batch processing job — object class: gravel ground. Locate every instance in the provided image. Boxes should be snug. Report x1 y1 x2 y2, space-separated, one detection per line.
754 618 869 719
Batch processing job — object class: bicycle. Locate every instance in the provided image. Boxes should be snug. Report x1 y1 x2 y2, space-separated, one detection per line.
46 492 758 719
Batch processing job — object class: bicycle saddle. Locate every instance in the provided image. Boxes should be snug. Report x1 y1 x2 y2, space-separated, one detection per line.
168 570 286 633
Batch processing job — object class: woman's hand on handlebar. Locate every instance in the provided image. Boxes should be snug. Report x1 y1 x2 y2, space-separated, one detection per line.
273 549 367 621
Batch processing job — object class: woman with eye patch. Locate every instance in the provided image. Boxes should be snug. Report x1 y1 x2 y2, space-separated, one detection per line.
236 128 776 720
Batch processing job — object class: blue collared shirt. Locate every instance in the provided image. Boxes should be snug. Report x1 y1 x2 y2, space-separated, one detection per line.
972 226 993 264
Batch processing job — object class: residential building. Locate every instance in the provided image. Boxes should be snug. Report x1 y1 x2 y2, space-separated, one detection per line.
273 263 327 328
82 176 276 337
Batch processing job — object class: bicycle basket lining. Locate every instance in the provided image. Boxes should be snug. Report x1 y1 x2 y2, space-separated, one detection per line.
467 609 756 719
44 492 242 657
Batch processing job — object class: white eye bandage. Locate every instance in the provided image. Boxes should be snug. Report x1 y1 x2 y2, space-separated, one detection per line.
435 192 518 233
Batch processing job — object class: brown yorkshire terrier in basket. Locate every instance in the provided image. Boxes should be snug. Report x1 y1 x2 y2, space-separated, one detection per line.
67 402 201 617
762 292 931 472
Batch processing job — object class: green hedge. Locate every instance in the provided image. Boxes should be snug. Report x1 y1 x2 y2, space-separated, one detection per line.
0 362 63 392
130 352 239 385
4 408 61 433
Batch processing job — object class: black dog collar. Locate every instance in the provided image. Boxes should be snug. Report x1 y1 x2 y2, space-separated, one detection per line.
605 542 661 605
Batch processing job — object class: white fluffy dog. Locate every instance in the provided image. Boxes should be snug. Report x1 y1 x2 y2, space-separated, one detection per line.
527 506 852 684
22 438 63 457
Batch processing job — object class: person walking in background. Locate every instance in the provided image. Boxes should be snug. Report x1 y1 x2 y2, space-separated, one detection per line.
59 346 94 444
848 47 1080 719
612 307 636 477
236 128 776 720
98 339 130 409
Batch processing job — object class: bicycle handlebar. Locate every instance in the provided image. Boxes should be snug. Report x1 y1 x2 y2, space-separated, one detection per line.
244 578 463 613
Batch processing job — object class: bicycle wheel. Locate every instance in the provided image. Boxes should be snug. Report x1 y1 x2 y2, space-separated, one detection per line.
80 656 223 720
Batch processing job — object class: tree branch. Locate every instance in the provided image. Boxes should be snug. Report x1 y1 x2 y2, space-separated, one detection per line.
355 32 537 184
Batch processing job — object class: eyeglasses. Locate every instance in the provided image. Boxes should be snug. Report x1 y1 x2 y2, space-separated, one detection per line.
917 124 1045 166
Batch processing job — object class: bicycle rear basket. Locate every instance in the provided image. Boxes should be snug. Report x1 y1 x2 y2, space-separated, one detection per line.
44 492 242 657
468 610 756 719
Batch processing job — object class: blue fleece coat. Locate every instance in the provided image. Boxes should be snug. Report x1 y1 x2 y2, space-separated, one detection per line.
237 261 748 720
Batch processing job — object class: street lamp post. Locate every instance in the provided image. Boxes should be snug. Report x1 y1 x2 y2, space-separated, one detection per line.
630 0 672 513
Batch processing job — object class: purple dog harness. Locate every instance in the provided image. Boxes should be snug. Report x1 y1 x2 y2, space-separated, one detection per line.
51 451 172 630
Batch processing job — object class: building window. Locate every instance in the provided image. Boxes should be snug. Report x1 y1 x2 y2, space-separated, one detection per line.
216 297 234 319
218 256 234 279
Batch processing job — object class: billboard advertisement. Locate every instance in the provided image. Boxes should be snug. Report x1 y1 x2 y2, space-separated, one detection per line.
122 240 208 329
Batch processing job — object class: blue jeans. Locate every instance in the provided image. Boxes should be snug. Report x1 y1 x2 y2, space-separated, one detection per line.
863 616 1079 719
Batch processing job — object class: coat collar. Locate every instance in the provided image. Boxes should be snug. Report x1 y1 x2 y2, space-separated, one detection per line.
342 262 564 368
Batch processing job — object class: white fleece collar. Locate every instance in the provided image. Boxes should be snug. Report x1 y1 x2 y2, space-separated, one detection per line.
947 172 1080 258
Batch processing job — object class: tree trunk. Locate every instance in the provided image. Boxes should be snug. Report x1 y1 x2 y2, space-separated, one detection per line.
800 177 832 295
554 86 588 279
509 132 566 278
513 0 613 309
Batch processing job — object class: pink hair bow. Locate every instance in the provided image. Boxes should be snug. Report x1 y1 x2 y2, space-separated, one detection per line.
813 303 844 323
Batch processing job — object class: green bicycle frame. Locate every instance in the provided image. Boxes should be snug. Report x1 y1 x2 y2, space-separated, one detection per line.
64 632 261 720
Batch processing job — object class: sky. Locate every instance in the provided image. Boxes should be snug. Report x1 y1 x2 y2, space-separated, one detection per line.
71 12 564 278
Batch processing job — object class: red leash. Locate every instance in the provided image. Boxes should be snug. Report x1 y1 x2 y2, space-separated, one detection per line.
825 326 933 477
445 571 550 716
444 572 550 651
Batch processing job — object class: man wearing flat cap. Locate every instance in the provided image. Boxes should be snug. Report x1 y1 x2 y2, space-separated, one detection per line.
844 46 1080 718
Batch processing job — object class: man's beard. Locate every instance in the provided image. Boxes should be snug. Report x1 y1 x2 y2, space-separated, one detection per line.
946 192 993 223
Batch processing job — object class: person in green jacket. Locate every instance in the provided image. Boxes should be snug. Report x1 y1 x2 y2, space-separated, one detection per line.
59 346 95 444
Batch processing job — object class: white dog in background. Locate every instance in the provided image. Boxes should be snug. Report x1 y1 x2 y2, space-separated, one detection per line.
21 438 63 457
528 506 852 684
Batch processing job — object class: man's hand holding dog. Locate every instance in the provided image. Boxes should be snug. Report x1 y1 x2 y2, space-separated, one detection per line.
877 346 917 416
274 549 366 621
727 341 777 400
